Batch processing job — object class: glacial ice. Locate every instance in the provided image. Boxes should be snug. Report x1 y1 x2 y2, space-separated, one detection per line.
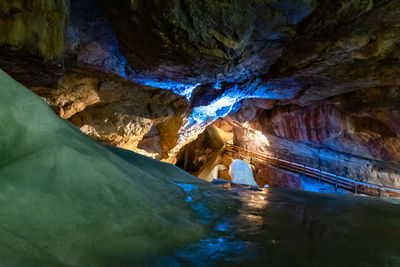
0 70 235 266
229 159 258 186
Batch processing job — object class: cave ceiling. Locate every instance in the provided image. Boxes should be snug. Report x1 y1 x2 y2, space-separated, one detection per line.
98 0 400 102
79 0 400 124
2 1 399 100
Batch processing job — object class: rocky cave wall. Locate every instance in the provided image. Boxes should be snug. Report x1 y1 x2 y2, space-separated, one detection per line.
0 0 399 185
31 72 190 161
0 0 68 61
220 86 400 187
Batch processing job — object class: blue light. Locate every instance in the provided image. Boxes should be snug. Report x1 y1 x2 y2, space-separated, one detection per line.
301 176 349 195
98 38 200 101
215 221 230 232
189 93 240 124
75 12 201 101
175 183 196 192
192 203 211 218
90 13 304 125
131 79 200 101
214 80 222 90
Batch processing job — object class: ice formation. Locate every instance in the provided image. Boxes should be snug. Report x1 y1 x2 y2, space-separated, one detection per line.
229 159 258 186
0 70 235 266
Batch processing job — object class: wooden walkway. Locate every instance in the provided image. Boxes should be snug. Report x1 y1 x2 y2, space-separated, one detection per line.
224 143 400 198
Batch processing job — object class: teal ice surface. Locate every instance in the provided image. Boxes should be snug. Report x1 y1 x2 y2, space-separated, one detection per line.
0 70 237 266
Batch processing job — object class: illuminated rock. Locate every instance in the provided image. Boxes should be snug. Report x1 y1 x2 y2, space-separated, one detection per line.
224 87 400 187
253 163 303 190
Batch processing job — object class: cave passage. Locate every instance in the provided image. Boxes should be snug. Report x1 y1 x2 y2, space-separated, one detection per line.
176 120 400 198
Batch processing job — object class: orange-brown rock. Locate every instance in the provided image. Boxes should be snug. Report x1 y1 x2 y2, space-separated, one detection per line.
222 87 400 188
219 169 232 181
31 71 195 161
221 154 234 168
253 162 303 190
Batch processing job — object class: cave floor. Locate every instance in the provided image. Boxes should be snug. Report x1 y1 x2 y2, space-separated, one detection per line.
157 187 400 266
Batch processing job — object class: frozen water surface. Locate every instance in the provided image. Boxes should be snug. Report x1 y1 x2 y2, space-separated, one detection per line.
154 185 400 266
1 69 400 266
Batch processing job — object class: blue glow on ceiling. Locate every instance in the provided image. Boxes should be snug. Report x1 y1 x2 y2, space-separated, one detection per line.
83 5 298 111
110 49 200 100
190 94 239 124
70 0 312 132
71 0 304 120
132 79 200 101
187 78 301 124
89 14 302 123
74 12 200 101
213 80 222 90
103 45 200 101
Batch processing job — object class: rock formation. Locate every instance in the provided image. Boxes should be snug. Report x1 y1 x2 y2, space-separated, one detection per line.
0 0 399 185
220 87 400 187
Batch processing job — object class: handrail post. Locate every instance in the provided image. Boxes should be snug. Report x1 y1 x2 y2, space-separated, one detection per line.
289 161 292 172
378 186 381 197
318 169 321 182
276 158 279 168
303 165 306 177
335 175 338 191
355 179 358 195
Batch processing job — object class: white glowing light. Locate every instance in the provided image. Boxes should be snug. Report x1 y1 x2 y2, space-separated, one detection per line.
190 94 239 124
254 130 270 146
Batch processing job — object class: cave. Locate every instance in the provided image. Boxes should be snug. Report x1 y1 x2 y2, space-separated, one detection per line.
0 0 400 265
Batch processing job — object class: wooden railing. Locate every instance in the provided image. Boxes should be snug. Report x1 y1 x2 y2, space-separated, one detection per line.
224 143 400 198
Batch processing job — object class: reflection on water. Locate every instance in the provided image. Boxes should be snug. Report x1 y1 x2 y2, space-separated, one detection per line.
158 186 400 266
